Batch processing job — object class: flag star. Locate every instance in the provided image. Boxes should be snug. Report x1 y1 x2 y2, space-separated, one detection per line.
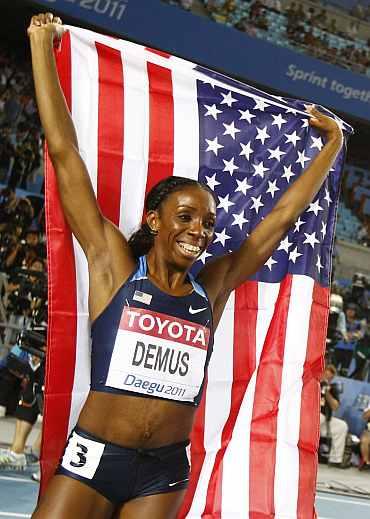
235 177 253 196
294 216 305 233
278 235 293 253
285 130 301 147
205 173 220 191
324 187 332 206
311 135 323 150
281 164 295 183
256 126 270 145
223 156 239 176
254 98 270 111
268 146 286 162
223 121 241 140
214 228 231 247
296 150 310 169
321 221 327 239
266 179 280 198
316 254 324 273
239 108 255 123
232 210 248 230
307 199 324 216
301 118 309 128
265 256 278 271
198 249 212 264
285 106 298 115
303 231 320 249
250 195 264 214
205 136 224 156
204 103 222 120
252 160 269 178
217 193 235 213
202 77 217 89
239 141 254 161
289 246 302 263
271 113 287 130
220 91 238 107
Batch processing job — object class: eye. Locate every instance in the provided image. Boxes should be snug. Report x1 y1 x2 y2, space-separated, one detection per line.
178 213 191 222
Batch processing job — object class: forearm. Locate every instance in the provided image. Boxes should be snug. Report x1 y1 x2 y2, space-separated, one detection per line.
275 135 342 221
29 30 78 155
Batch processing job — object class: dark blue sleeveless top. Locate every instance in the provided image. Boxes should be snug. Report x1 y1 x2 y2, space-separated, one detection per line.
91 256 214 407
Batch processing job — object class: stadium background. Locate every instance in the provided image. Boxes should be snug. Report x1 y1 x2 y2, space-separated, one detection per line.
0 0 369 518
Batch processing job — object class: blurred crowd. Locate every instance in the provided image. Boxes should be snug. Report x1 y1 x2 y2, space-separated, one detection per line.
0 46 43 191
327 273 370 381
163 0 370 77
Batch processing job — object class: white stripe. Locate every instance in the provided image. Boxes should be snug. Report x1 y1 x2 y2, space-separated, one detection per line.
186 293 235 518
67 32 100 433
0 513 31 518
0 476 34 484
172 67 199 180
221 282 280 517
316 495 370 507
274 276 314 517
119 42 149 237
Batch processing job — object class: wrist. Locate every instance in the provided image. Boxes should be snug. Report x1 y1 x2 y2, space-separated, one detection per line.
29 29 54 47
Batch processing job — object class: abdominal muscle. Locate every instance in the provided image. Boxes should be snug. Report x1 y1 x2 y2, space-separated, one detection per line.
77 390 196 448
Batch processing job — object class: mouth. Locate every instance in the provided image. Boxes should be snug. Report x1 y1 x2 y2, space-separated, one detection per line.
177 241 202 258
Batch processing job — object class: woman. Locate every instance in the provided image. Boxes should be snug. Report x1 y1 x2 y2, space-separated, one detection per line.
28 12 343 519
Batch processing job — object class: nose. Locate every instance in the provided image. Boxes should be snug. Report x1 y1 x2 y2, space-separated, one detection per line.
188 218 206 237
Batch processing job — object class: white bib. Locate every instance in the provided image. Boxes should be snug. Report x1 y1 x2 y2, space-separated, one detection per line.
106 306 210 403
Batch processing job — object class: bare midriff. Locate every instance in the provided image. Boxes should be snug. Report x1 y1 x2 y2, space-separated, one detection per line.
77 390 196 448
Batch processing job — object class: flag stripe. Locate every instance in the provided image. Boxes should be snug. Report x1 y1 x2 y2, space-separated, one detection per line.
186 293 235 517
274 276 314 518
297 283 329 518
221 282 280 517
96 43 124 226
249 276 293 517
42 31 77 492
145 63 174 197
119 42 149 237
203 282 258 516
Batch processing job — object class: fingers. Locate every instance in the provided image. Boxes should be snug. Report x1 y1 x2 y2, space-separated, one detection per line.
29 12 63 27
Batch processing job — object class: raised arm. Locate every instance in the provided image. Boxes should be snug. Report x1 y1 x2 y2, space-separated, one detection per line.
28 14 135 315
199 107 343 317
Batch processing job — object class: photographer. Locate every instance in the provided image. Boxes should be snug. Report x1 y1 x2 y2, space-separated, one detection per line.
359 404 370 471
320 364 349 467
0 325 46 471
326 293 346 363
334 303 365 376
350 323 370 381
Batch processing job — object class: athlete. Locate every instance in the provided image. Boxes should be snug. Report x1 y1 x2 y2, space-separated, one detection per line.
28 12 343 519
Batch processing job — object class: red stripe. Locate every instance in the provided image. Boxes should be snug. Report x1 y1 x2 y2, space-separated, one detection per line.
203 282 258 516
249 276 293 518
96 42 124 225
178 381 207 519
145 63 174 198
297 283 329 518
41 31 77 495
145 46 171 58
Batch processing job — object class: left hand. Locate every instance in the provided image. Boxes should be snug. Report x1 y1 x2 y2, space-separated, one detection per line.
307 105 343 144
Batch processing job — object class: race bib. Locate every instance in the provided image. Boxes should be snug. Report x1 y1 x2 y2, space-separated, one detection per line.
106 306 210 402
61 431 105 479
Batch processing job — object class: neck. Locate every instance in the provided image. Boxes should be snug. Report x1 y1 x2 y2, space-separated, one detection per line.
146 250 191 294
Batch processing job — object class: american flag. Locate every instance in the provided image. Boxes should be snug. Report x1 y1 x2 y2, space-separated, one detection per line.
43 26 351 518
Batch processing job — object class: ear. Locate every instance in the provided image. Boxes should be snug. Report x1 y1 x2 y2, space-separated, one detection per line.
146 210 160 234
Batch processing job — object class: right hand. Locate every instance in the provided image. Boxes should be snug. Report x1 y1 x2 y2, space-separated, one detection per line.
27 12 65 41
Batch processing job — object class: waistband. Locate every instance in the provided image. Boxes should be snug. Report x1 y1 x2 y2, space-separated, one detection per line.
73 426 190 456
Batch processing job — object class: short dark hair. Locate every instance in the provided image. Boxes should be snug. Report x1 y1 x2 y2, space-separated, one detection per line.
128 176 216 259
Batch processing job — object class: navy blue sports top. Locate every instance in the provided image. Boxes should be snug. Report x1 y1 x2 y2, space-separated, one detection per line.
90 256 214 406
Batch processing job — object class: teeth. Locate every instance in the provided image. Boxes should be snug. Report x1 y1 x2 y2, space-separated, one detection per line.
178 242 201 255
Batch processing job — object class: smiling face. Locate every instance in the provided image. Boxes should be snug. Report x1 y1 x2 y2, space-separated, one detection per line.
147 185 216 269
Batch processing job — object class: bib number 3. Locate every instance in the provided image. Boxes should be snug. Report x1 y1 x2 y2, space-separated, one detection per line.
70 443 88 468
